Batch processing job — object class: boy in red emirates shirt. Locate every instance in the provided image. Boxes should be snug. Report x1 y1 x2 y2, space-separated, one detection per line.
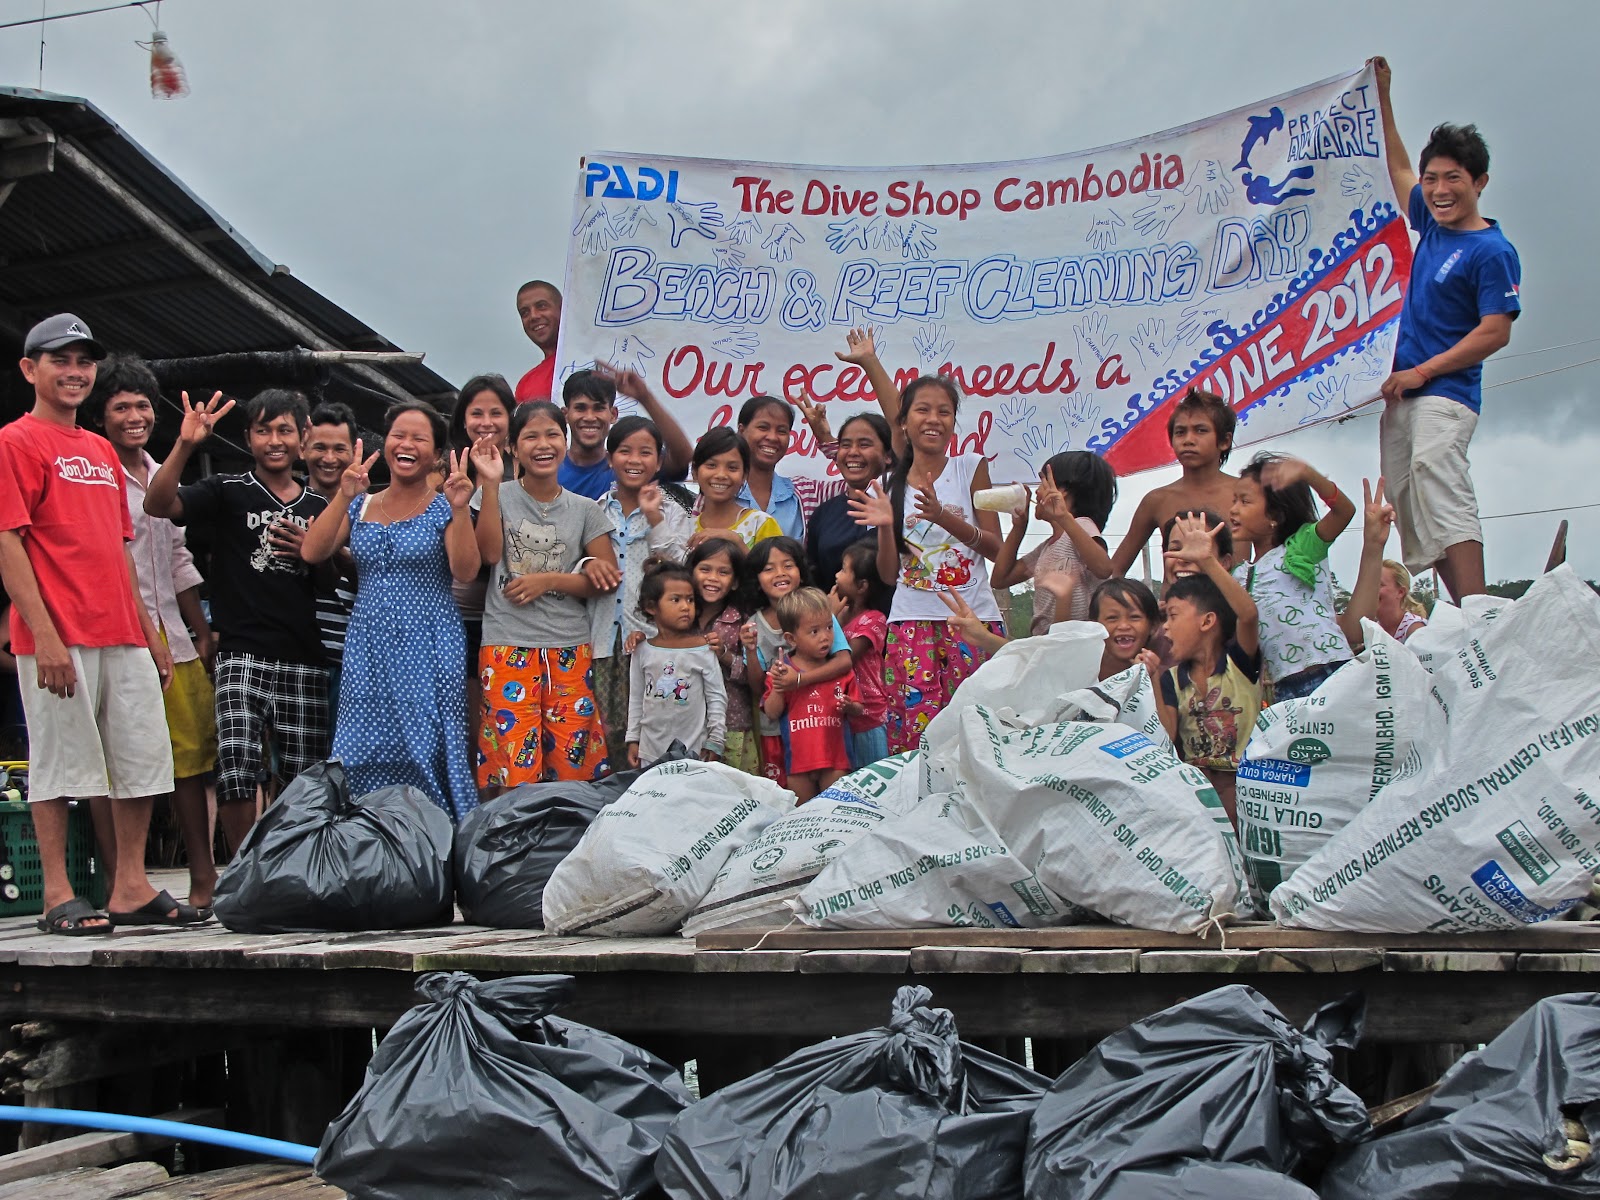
762 587 863 802
0 315 205 934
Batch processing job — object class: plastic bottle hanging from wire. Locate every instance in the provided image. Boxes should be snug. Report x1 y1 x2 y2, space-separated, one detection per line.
145 28 188 98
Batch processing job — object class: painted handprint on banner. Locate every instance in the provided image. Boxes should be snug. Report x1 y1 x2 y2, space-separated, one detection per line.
1176 302 1231 347
1085 209 1125 252
711 328 760 360
609 335 655 378
726 212 762 244
1129 318 1172 372
573 204 615 256
1074 311 1119 366
1301 373 1351 424
1132 193 1184 240
870 219 902 251
1013 421 1079 476
666 199 725 247
900 220 938 261
762 222 805 261
1185 159 1236 215
1340 165 1377 208
1354 339 1390 380
994 398 1038 436
611 204 657 239
711 242 746 269
1060 392 1101 432
913 323 954 366
825 219 871 254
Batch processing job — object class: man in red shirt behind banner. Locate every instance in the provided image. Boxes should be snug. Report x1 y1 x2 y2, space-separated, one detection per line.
0 314 206 934
513 279 561 403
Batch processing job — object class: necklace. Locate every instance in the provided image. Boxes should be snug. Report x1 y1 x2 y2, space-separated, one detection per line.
379 487 432 524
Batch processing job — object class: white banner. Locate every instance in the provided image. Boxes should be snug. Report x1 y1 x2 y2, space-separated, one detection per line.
559 65 1411 482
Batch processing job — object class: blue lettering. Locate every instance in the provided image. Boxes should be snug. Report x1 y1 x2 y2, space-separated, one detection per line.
596 246 774 327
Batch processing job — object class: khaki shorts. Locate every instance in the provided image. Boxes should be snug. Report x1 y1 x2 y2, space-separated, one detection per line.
17 645 174 801
1379 395 1481 574
163 656 218 779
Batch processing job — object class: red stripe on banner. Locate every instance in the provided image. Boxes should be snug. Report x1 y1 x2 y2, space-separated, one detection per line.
1104 217 1413 475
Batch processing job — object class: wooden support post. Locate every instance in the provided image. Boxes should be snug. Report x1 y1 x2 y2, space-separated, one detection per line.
1546 520 1570 572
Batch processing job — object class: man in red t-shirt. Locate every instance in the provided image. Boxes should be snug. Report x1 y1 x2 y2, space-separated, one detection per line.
0 315 205 934
513 279 560 403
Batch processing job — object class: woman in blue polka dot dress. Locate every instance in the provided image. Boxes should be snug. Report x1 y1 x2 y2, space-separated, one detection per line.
301 402 482 822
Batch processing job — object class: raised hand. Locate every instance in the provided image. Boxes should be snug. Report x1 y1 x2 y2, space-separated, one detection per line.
825 218 870 254
573 203 615 256
1074 310 1118 366
739 620 759 651
666 199 725 247
611 203 657 238
1184 158 1236 215
469 434 504 484
1362 476 1395 549
1130 318 1171 371
1036 571 1076 611
638 481 664 524
1166 510 1226 567
726 212 762 244
1257 455 1314 492
791 388 833 445
1085 209 1125 252
835 325 878 365
1132 192 1184 240
847 480 894 529
1136 648 1162 675
177 390 235 446
827 584 848 619
711 327 760 359
443 449 475 511
761 222 805 261
592 357 650 402
994 397 1038 436
1036 463 1071 524
341 439 380 499
912 323 954 366
935 588 987 643
900 220 938 261
909 473 945 527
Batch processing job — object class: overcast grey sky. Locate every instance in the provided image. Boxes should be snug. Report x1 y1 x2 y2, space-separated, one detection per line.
2 0 1594 587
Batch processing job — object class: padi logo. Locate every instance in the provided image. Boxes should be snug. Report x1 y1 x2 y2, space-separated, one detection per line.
584 161 681 202
1435 249 1463 284
53 455 117 487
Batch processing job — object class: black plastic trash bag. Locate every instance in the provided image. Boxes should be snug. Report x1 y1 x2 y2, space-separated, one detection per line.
213 759 453 933
656 984 1047 1199
1025 984 1368 1199
1321 991 1600 1198
455 742 691 928
317 972 691 1200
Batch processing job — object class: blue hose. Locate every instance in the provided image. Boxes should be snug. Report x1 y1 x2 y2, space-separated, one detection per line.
0 1104 316 1164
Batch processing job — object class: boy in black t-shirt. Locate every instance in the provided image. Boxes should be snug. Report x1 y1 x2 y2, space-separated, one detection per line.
144 389 328 851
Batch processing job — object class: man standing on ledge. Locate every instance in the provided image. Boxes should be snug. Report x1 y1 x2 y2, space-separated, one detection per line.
514 279 561 403
0 315 204 934
1372 55 1521 601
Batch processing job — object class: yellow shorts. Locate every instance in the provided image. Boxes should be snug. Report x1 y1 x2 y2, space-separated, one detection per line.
163 657 218 779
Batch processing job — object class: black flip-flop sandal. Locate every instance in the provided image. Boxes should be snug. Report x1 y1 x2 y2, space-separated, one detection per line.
108 889 207 927
36 896 114 936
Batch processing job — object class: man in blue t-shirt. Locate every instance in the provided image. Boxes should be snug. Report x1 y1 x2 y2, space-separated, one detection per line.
1372 56 1521 601
556 367 693 500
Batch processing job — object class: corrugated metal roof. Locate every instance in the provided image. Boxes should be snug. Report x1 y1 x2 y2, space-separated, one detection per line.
0 86 457 429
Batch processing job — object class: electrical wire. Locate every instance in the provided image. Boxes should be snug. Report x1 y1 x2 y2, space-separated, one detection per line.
0 0 155 31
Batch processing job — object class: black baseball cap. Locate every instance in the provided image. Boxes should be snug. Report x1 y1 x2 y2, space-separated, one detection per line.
23 313 106 360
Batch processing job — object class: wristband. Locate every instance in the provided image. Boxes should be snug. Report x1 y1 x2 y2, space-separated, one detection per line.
1413 363 1433 382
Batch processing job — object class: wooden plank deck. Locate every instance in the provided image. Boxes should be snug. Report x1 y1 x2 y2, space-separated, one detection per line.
0 889 1594 1042
2 1162 339 1199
